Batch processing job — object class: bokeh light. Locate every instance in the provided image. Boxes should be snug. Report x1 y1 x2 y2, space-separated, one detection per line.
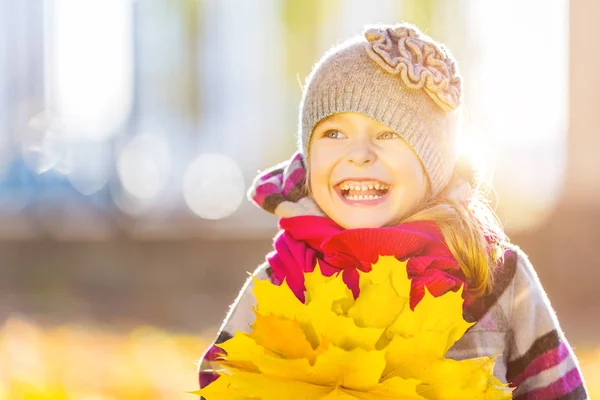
183 153 245 220
110 182 154 218
20 130 64 175
65 140 111 196
117 133 172 202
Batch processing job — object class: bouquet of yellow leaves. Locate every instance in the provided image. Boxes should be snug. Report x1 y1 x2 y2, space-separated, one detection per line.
195 256 513 399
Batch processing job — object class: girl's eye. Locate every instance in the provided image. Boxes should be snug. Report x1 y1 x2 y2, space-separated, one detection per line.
378 131 399 140
324 130 345 139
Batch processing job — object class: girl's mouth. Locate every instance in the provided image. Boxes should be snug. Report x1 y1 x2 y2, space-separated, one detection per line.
335 180 391 205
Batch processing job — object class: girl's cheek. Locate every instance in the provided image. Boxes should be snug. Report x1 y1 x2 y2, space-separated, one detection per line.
312 147 339 167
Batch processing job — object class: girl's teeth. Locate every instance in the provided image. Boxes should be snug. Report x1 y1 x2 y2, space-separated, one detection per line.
345 194 383 201
341 182 388 190
339 181 390 201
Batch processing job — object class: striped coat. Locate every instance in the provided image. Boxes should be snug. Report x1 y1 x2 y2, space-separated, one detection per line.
197 244 589 399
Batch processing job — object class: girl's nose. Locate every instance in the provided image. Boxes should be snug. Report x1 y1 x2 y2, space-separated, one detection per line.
347 139 375 166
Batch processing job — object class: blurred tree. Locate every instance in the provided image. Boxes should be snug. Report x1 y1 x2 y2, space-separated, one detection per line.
132 0 200 127
277 0 327 162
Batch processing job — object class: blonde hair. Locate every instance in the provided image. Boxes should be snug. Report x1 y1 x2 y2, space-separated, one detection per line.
400 163 508 297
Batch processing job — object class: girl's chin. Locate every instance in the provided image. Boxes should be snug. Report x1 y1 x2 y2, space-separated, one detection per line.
332 209 395 229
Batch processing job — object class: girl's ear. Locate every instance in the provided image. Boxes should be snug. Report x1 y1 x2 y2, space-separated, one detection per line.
247 152 324 218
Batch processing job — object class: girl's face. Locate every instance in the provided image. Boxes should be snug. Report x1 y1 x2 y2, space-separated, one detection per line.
308 112 429 229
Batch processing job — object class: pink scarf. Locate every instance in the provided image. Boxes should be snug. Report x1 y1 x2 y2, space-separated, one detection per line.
267 215 474 309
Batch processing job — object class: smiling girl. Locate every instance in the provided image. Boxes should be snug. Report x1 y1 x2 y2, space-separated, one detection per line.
197 23 588 398
309 113 429 229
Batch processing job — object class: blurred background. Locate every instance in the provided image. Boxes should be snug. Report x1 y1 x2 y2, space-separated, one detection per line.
0 0 598 398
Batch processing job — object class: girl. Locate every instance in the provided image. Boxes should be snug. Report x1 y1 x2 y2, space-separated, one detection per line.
198 23 588 399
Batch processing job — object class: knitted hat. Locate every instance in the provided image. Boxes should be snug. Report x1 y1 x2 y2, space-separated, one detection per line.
299 23 463 195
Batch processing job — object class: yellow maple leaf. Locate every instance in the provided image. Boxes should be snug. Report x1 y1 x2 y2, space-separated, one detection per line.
195 370 334 400
302 264 384 351
213 333 261 373
348 259 409 329
304 262 353 307
249 313 317 360
252 278 306 320
382 332 448 380
196 255 513 399
411 287 474 352
416 356 511 400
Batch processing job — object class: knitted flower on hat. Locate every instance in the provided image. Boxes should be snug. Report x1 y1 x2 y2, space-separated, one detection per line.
364 25 461 112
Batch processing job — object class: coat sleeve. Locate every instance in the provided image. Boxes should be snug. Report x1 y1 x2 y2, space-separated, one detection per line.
196 261 271 392
506 249 589 399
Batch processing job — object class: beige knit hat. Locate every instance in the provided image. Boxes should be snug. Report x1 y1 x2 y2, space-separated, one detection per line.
299 23 463 195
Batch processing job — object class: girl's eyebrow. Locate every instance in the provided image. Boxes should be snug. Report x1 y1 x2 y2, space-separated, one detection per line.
320 115 340 124
317 115 347 129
